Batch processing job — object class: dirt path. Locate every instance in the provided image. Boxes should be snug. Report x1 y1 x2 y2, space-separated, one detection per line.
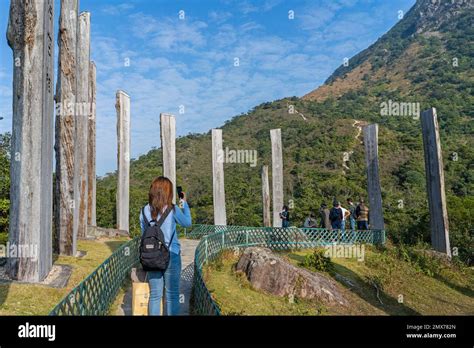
342 120 365 172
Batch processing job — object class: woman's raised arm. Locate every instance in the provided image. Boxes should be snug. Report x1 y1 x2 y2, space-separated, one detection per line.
174 201 192 227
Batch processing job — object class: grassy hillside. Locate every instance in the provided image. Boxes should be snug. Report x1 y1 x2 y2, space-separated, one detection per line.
93 0 473 264
203 246 474 315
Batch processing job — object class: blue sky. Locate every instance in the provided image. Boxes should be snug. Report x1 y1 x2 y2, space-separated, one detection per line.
0 0 415 176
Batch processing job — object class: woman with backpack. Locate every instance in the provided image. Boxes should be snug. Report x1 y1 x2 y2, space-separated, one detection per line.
139 176 192 315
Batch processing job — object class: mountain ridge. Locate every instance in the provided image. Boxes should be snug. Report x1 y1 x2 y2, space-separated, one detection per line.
303 0 474 102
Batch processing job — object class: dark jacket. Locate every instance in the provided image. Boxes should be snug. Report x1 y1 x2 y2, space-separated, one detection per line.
329 207 343 222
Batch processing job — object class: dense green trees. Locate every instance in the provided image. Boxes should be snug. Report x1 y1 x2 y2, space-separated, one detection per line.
0 133 10 244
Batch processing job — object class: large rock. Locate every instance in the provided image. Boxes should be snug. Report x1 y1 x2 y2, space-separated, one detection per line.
236 247 348 306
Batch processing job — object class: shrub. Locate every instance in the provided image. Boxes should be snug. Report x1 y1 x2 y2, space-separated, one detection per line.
300 248 334 274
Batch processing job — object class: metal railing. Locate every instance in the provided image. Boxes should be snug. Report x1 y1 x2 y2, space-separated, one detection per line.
49 237 140 315
191 226 386 315
49 225 385 315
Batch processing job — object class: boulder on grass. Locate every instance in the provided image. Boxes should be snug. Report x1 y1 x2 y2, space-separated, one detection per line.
236 247 347 306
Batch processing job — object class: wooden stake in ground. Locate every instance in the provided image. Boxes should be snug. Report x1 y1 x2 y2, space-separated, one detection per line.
420 108 451 256
55 0 78 255
211 129 227 225
7 0 55 281
116 91 131 233
363 124 385 230
160 114 176 204
261 165 271 227
87 61 97 226
73 11 90 240
270 129 284 228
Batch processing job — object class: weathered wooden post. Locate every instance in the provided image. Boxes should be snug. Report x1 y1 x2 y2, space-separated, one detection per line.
55 0 78 256
420 108 451 256
363 124 385 230
261 165 271 227
270 129 284 228
160 114 176 204
87 61 97 226
116 91 131 232
73 11 90 240
211 129 227 225
7 0 54 281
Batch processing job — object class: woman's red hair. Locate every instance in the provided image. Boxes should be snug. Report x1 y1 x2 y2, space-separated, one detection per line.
148 176 173 220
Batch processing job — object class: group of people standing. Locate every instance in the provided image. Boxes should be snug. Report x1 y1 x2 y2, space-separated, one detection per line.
303 198 370 231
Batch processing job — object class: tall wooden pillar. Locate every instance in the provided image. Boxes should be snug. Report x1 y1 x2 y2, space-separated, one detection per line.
363 124 384 230
55 0 78 255
73 11 90 240
160 114 176 204
261 165 271 227
7 0 55 282
211 129 227 225
420 108 451 256
270 129 283 228
116 91 131 232
87 61 97 226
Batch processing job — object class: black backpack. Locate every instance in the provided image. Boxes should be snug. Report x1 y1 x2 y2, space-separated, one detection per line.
329 208 341 222
139 206 175 272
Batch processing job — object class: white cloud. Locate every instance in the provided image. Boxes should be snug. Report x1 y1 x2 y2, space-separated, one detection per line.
101 3 135 16
239 2 259 15
208 11 233 24
92 36 137 72
262 0 284 12
298 0 361 31
237 0 283 14
130 13 208 51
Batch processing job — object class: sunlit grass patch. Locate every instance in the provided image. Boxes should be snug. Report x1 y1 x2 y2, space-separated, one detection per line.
0 237 129 315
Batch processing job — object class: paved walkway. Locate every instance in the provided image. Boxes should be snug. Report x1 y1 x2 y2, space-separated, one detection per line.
115 238 200 315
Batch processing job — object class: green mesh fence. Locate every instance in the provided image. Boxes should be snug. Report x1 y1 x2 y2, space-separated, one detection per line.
192 226 385 315
49 237 140 316
49 225 384 316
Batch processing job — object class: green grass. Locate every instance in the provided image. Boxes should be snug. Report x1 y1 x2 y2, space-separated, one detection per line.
203 246 474 316
0 236 129 315
203 251 329 315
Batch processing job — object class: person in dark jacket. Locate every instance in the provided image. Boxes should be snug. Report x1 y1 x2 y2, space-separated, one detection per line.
329 201 343 230
279 205 290 228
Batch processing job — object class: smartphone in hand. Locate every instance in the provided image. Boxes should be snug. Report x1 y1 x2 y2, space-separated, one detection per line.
177 186 184 199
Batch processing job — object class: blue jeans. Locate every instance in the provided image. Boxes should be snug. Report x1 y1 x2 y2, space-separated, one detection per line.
147 251 181 315
357 221 369 230
349 218 356 230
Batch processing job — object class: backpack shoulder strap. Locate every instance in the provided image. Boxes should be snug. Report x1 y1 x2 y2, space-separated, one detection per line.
155 205 176 247
141 206 150 226
155 206 173 228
